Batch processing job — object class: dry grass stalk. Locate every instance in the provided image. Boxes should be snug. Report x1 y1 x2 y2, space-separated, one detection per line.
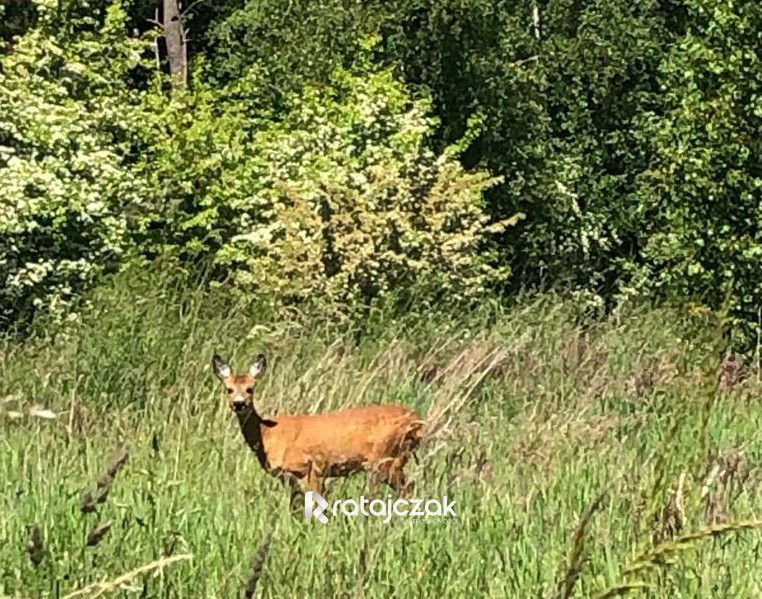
80 487 110 514
97 447 129 487
244 521 275 598
699 448 753 525
85 521 112 547
550 489 607 599
25 525 45 566
512 411 619 474
416 337 462 385
61 553 192 598
80 447 129 514
592 581 651 599
650 471 686 544
717 353 744 390
428 346 508 436
627 353 678 398
594 520 762 598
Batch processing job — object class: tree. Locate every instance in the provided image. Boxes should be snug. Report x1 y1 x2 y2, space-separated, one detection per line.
159 0 186 87
632 0 762 343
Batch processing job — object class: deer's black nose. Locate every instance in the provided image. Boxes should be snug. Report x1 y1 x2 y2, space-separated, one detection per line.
232 400 246 412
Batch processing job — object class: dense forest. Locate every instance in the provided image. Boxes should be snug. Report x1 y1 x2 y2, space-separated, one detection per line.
1 0 759 341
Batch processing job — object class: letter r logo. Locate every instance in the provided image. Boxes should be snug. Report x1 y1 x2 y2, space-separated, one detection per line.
304 491 329 524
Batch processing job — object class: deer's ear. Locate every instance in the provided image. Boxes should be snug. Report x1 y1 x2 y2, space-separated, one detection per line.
212 355 231 379
249 354 267 378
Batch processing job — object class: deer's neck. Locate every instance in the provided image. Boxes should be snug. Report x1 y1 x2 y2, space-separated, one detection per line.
236 410 270 470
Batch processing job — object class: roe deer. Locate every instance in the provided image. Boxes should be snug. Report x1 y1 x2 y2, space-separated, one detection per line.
212 354 425 500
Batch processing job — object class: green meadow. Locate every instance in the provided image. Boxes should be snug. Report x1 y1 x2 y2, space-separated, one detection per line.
2 270 761 598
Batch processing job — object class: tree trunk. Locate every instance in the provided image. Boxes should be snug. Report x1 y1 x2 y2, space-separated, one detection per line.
532 3 541 40
162 0 186 88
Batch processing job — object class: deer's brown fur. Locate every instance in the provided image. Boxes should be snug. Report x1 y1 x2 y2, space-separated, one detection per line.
212 354 425 499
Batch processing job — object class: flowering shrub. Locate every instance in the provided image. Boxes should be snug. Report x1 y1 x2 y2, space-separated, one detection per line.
0 1 149 327
1 3 514 329
213 67 513 312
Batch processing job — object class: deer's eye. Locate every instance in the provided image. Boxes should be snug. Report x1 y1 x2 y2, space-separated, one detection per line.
245 387 253 394
226 388 233 394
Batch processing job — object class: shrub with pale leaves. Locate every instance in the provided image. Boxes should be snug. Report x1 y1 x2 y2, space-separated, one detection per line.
214 67 516 313
0 1 149 328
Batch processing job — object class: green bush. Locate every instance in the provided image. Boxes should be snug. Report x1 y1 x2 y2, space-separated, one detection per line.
5 0 759 341
0 1 150 328
137 54 514 316
216 65 513 312
1 3 509 328
380 0 761 341
630 0 762 343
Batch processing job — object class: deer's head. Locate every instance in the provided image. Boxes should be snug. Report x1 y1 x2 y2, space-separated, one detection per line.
212 354 272 422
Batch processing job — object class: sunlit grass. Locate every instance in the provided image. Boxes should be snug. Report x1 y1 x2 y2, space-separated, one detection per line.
2 269 762 597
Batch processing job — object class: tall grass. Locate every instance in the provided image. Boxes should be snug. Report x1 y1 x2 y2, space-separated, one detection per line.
2 267 762 597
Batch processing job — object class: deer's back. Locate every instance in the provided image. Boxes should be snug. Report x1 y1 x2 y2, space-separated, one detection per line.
262 404 423 476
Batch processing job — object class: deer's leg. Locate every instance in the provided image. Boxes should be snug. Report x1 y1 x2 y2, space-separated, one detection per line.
371 457 412 496
301 461 324 495
368 457 392 495
289 483 302 512
388 456 412 496
368 467 384 495
282 474 303 514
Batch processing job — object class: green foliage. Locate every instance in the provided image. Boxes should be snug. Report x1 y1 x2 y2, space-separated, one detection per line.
378 0 761 340
631 0 762 342
2 0 761 341
0 0 37 42
128 66 274 262
206 0 390 99
381 0 673 300
0 2 506 328
137 57 511 314
208 0 675 300
216 65 511 312
3 276 762 597
0 0 150 328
